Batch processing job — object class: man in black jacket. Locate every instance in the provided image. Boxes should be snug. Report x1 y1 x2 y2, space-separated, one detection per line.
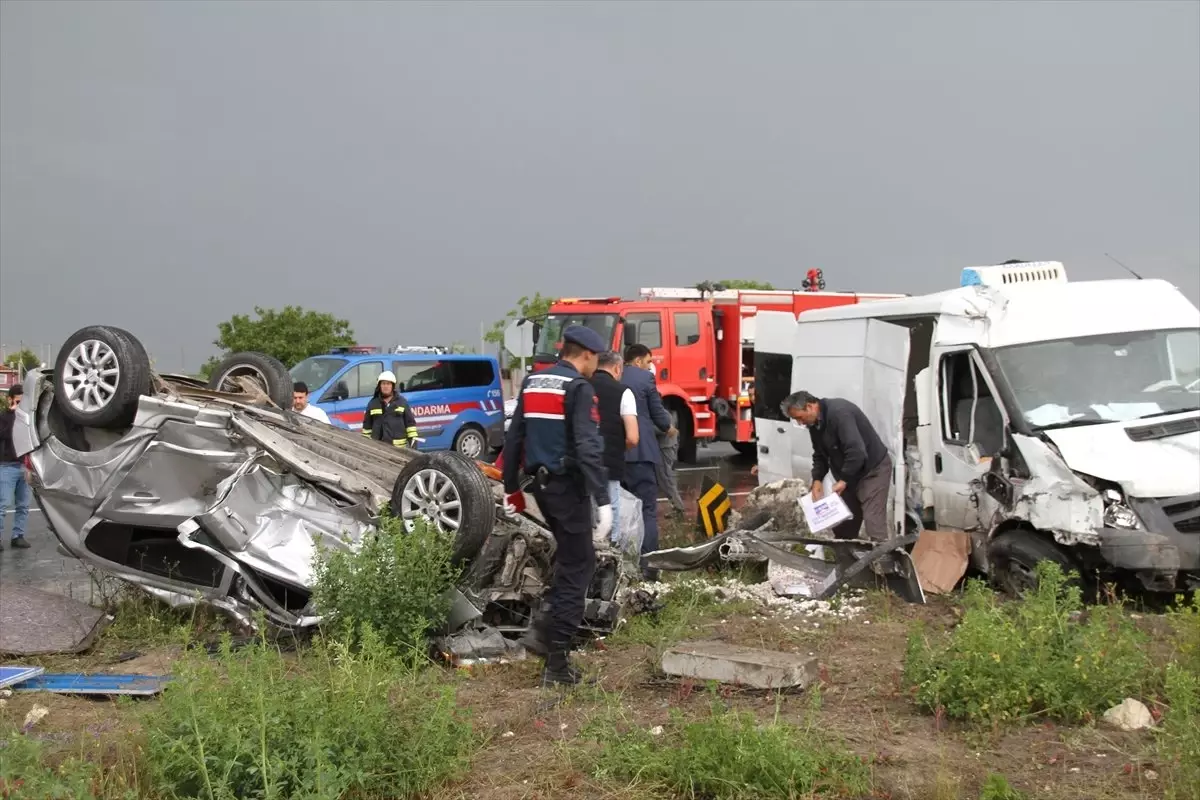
781 390 893 540
590 351 639 546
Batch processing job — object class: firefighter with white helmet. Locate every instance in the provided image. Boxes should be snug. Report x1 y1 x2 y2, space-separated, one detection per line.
361 370 419 447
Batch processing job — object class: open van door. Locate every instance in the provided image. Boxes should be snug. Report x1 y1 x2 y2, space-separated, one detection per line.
755 314 910 536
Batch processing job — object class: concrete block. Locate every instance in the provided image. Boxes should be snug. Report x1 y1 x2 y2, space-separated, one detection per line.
660 640 818 690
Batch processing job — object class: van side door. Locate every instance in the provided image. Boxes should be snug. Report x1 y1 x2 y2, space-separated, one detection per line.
327 359 385 430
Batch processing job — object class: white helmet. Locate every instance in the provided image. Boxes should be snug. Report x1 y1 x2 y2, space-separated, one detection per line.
377 371 397 384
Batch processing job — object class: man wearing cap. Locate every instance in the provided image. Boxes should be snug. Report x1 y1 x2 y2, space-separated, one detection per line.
0 385 32 550
502 325 612 687
362 370 419 447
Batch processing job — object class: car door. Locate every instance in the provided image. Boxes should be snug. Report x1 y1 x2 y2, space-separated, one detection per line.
756 313 911 535
753 311 804 483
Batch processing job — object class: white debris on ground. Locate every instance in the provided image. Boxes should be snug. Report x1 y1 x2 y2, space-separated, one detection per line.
625 577 866 621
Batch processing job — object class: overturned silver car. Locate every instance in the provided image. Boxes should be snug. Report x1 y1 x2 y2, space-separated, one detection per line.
13 325 635 655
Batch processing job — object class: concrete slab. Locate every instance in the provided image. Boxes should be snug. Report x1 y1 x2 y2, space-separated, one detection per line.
660 640 818 690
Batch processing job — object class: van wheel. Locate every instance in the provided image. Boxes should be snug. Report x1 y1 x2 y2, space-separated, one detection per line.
988 530 1081 597
53 326 152 429
207 352 292 409
390 451 495 565
453 425 487 460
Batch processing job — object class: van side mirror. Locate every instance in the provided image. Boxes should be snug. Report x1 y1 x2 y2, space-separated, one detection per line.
624 321 636 347
334 381 350 401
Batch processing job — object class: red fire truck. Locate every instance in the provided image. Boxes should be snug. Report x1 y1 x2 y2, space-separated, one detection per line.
530 279 904 462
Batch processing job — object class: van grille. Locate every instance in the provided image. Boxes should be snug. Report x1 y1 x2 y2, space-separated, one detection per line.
1162 495 1200 534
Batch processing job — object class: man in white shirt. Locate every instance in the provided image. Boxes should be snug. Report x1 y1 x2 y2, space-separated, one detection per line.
590 352 639 547
292 382 331 424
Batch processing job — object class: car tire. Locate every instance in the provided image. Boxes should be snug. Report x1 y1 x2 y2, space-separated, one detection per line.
53 325 153 429
453 425 487 460
988 530 1082 597
207 352 292 409
390 451 495 565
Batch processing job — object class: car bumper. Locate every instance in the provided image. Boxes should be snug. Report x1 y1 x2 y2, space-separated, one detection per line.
1094 527 1200 591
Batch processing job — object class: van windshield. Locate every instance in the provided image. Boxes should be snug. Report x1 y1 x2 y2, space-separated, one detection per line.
290 357 347 391
533 313 619 361
993 328 1200 430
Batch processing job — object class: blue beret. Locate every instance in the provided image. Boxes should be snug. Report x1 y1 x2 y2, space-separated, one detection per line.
562 324 607 354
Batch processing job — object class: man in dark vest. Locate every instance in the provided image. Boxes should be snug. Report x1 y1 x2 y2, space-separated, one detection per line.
590 351 639 546
502 325 612 687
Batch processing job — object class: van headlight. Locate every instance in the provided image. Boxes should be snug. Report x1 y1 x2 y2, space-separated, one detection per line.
1102 488 1141 530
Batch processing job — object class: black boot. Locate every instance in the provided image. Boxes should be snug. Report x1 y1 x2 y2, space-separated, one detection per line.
541 649 586 687
518 607 550 657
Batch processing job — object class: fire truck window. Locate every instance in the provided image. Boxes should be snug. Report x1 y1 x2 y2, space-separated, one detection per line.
344 361 384 398
754 353 793 421
626 312 663 350
448 359 496 388
674 312 701 347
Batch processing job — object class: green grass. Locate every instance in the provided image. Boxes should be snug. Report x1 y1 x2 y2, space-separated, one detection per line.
581 692 872 799
903 562 1154 725
609 579 757 648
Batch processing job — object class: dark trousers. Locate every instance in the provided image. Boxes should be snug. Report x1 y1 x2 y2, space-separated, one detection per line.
832 454 893 541
623 461 660 557
532 476 597 651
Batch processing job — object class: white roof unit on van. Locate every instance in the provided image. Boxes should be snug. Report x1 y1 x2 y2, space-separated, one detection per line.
791 269 1199 349
960 261 1067 288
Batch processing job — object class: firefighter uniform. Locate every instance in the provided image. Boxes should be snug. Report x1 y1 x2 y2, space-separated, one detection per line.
361 371 419 447
501 325 610 687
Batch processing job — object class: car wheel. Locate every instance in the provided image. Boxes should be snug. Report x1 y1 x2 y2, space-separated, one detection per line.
207 352 292 409
390 451 495 565
988 530 1081 597
453 425 487 459
53 325 152 429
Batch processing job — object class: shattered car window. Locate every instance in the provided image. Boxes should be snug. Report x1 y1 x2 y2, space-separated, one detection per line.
994 328 1200 429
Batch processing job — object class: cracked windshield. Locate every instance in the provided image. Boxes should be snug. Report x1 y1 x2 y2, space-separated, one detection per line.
995 328 1200 429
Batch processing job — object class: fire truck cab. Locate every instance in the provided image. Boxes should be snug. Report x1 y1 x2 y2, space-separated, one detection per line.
533 284 904 462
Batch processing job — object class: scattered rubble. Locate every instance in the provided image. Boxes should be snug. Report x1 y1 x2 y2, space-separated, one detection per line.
626 578 866 621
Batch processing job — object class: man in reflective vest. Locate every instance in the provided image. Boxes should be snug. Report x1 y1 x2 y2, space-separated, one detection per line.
362 370 419 447
501 325 612 687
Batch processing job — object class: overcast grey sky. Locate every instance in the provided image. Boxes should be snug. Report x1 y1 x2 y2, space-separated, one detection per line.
2 0 1197 369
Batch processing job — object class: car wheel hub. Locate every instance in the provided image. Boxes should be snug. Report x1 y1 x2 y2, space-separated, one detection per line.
400 468 462 533
62 340 121 413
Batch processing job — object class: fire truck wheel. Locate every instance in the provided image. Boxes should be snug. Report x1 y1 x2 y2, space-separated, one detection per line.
732 441 758 460
670 409 698 464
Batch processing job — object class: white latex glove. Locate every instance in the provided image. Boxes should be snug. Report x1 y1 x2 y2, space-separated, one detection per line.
593 504 613 546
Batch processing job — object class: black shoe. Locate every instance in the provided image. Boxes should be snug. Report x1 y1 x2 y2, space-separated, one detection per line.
9 537 29 550
518 626 549 657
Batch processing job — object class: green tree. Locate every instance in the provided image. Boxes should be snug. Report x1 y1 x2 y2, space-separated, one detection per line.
716 279 776 290
4 348 41 372
484 292 556 361
208 306 355 370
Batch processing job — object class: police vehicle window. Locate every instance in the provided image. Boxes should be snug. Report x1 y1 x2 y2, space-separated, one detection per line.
755 353 792 421
290 357 347 390
404 362 451 392
449 359 496 388
343 361 384 398
626 312 663 350
674 312 701 347
390 361 436 392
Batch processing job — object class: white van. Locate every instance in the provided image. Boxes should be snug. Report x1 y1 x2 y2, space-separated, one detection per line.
752 261 1200 595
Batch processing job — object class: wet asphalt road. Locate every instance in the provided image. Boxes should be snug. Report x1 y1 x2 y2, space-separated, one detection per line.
0 443 757 602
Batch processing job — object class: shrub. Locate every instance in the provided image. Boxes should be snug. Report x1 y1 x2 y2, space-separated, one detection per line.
142 626 476 800
904 562 1152 725
583 700 872 799
979 773 1029 800
0 731 112 800
1160 593 1200 800
311 514 459 662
